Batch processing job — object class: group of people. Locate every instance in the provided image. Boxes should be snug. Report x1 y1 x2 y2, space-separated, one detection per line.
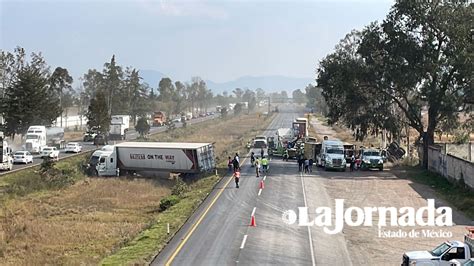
227 150 271 188
297 156 313 173
250 151 269 177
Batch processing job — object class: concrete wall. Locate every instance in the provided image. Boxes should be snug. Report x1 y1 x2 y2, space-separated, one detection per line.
442 143 472 162
427 146 474 190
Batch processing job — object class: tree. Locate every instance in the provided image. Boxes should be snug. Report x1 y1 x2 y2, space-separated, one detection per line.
86 92 110 134
234 103 243 115
102 55 123 115
50 67 73 127
357 1 472 168
233 88 244 101
135 117 150 138
305 84 328 115
2 52 61 136
292 89 306 104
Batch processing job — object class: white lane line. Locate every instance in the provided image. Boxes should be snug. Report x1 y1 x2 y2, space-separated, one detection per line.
240 235 248 249
300 172 316 266
258 188 262 196
251 207 256 217
263 175 267 181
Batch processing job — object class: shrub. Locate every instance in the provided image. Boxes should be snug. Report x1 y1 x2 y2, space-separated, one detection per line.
171 177 189 197
159 195 180 212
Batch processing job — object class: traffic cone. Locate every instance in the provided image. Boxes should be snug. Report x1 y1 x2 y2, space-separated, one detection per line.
259 180 264 189
250 215 257 227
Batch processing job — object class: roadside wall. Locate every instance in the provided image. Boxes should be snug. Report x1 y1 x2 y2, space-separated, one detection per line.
427 145 474 190
52 115 88 129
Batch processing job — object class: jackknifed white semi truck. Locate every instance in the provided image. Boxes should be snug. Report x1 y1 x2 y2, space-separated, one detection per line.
87 142 215 176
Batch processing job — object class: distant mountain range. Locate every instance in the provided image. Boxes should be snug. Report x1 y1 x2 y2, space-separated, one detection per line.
139 69 314 94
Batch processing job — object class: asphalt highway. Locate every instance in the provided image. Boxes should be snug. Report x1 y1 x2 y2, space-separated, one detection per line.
152 106 349 265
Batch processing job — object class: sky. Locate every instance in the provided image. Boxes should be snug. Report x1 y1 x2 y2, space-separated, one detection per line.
1 0 393 84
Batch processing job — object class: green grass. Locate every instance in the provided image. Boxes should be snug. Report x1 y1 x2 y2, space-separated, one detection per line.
406 167 474 220
100 174 221 265
0 152 91 200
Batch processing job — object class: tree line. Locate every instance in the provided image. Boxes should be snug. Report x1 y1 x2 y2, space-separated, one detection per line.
308 0 472 168
1 49 308 137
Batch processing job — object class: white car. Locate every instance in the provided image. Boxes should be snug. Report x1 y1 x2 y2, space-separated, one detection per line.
65 142 82 153
13 151 34 164
40 147 59 160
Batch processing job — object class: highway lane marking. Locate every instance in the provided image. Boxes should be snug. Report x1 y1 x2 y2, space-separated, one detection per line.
240 235 248 249
251 207 256 217
300 172 316 266
165 157 247 266
258 188 262 196
263 175 267 181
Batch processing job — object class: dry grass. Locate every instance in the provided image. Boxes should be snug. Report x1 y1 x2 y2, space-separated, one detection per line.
64 131 84 141
151 114 270 167
0 178 172 265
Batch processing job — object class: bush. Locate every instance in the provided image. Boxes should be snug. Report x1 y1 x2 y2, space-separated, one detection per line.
159 195 180 212
171 177 189 197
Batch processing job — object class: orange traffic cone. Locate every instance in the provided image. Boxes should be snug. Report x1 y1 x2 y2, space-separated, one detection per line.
259 180 265 189
250 215 257 227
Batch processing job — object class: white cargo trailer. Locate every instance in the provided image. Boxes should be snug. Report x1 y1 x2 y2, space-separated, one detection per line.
88 142 215 176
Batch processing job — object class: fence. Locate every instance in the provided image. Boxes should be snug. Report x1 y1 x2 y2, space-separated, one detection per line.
427 144 474 190
52 115 88 130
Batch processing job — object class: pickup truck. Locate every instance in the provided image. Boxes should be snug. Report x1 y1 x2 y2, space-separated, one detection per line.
40 147 59 161
402 227 474 266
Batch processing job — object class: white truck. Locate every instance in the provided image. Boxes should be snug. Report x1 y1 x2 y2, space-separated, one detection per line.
402 227 474 266
87 142 215 177
316 139 346 171
109 115 130 140
0 132 13 171
25 126 65 153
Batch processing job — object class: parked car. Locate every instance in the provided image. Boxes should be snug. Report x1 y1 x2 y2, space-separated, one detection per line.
93 134 108 146
359 149 384 171
13 151 33 164
40 147 59 160
65 142 82 153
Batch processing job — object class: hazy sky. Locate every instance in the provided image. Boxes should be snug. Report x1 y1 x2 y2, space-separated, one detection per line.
1 0 393 83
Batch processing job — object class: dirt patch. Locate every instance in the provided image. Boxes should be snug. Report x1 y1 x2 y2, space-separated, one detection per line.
321 173 471 266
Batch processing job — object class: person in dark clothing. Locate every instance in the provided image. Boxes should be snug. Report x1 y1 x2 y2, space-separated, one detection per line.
233 153 240 171
350 155 356 172
260 148 264 158
309 159 314 172
250 152 255 167
298 158 304 172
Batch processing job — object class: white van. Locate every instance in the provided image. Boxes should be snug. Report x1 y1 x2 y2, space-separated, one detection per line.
317 139 346 171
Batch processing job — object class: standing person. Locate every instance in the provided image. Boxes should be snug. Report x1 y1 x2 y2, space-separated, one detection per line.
260 147 264 158
227 156 233 172
255 157 261 177
233 153 240 171
250 152 255 167
261 156 269 174
309 158 314 172
298 157 304 172
350 154 356 172
233 169 240 188
304 158 309 173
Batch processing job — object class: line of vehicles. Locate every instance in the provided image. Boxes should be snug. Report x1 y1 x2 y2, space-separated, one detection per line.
252 115 393 171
